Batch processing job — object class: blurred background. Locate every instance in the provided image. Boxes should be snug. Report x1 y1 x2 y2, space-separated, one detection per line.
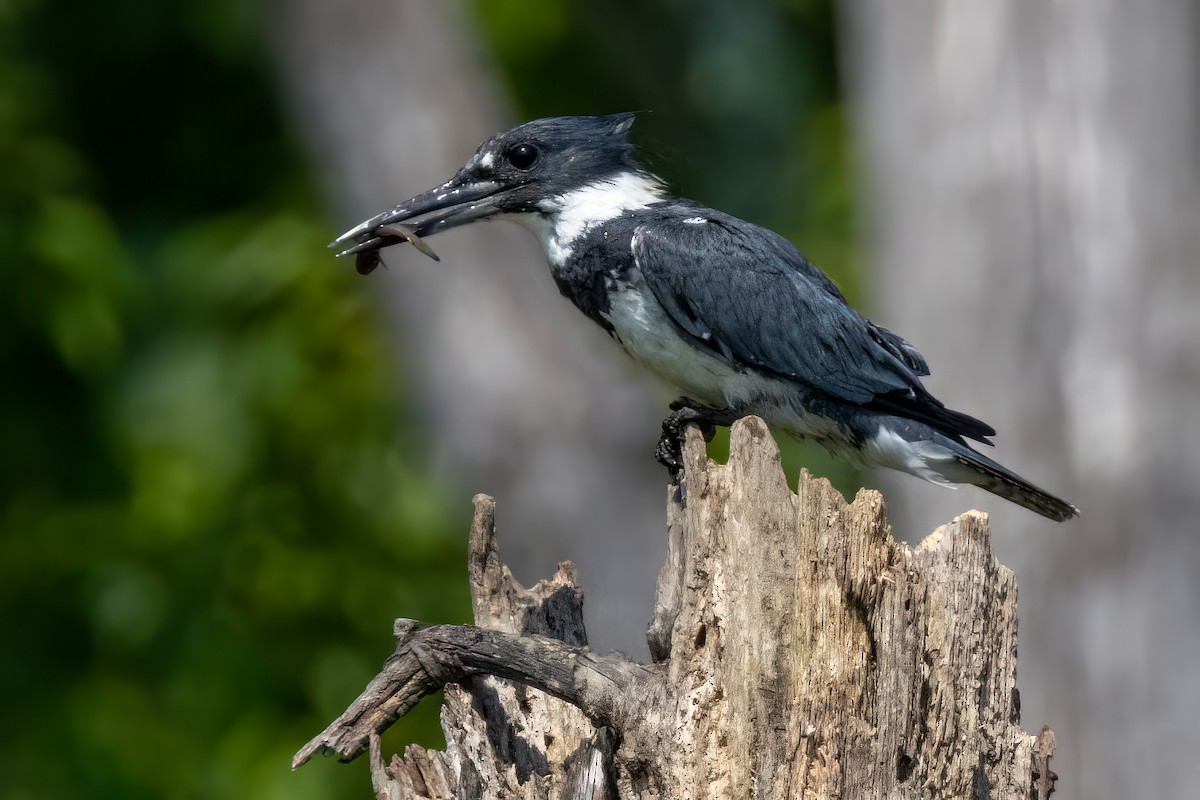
2 0 1196 798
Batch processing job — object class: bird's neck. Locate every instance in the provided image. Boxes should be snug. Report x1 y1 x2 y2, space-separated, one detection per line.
512 170 666 266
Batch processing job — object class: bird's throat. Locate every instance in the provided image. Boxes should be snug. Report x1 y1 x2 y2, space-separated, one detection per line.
512 171 665 266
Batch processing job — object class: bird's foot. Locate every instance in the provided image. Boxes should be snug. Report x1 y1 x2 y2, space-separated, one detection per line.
656 398 740 477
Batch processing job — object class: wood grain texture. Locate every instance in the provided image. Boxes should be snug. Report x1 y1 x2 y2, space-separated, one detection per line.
296 417 1055 798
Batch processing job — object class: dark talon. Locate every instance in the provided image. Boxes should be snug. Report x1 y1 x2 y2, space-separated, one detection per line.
655 398 740 477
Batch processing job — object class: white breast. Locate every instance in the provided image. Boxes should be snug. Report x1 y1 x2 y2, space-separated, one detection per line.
602 280 742 409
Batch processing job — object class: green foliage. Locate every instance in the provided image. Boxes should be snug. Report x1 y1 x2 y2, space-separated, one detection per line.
0 2 467 797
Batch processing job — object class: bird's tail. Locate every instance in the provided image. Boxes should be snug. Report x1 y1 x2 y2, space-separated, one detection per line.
945 444 1079 522
862 420 1078 522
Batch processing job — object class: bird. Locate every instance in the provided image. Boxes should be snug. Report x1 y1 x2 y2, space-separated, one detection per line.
332 113 1077 522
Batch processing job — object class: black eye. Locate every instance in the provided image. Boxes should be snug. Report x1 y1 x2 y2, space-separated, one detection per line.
506 143 539 170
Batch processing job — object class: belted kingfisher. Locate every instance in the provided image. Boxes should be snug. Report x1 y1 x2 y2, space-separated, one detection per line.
333 113 1077 522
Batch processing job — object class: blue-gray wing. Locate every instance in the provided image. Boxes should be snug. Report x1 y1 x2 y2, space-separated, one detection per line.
633 212 994 443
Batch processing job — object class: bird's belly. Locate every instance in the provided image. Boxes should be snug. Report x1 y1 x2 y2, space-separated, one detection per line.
602 280 851 449
602 282 776 409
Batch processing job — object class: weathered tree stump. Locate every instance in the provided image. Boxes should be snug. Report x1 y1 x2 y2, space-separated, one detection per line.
294 417 1056 798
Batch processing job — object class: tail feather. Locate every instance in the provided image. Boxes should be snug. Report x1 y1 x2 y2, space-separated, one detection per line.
862 420 1078 522
947 446 1078 522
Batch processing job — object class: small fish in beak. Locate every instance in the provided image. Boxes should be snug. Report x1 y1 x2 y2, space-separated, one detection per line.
351 222 440 275
378 223 441 262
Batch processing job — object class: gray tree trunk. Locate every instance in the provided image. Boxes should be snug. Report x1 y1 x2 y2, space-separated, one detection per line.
841 2 1200 798
296 419 1057 798
266 0 665 654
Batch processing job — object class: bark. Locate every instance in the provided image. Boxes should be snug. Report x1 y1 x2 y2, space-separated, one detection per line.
296 418 1055 798
841 2 1200 797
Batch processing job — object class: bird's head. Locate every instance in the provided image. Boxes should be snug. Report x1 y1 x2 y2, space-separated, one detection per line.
332 113 659 269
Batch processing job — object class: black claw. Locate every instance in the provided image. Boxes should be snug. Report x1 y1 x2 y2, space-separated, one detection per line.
655 399 740 478
655 410 690 474
654 434 683 474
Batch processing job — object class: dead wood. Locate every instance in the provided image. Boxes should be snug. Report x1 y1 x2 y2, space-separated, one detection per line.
295 417 1056 799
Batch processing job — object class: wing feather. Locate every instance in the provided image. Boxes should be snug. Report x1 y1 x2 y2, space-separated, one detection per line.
633 212 994 443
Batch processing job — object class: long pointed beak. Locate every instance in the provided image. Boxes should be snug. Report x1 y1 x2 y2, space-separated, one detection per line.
331 173 511 269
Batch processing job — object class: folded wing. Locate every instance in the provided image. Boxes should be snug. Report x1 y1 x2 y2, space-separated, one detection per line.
633 212 994 444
